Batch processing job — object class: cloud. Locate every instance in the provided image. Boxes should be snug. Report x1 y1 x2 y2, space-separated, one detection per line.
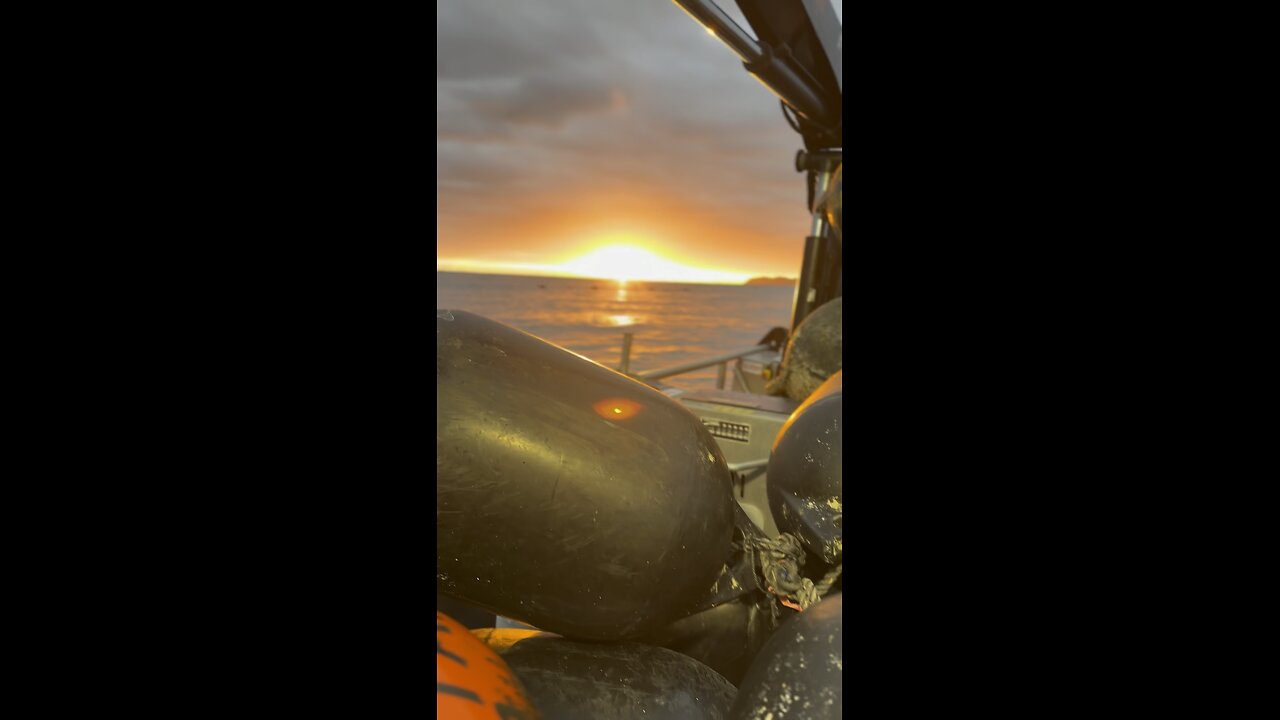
454 72 618 129
435 1 604 82
435 0 839 277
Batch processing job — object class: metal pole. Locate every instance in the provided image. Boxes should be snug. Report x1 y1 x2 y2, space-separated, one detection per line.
637 344 771 382
789 163 836 331
716 362 727 389
808 168 834 238
733 359 751 391
670 0 764 63
620 332 634 374
670 0 835 128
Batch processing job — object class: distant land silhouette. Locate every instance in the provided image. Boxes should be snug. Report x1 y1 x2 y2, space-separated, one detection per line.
744 276 797 286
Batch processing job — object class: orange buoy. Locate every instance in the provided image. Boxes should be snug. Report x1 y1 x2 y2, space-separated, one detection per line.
470 628 551 654
437 611 540 719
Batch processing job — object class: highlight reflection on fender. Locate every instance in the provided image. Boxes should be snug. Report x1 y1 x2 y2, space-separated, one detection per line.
592 397 643 421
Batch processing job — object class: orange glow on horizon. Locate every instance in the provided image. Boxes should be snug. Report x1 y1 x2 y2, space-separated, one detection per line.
436 183 810 284
438 243 756 285
561 245 748 284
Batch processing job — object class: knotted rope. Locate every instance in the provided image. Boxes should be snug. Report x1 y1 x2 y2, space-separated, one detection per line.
743 532 842 614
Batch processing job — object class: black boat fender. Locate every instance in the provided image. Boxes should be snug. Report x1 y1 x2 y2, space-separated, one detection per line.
639 503 780 686
768 371 842 565
728 593 843 720
497 636 738 720
437 309 737 641
766 299 842 402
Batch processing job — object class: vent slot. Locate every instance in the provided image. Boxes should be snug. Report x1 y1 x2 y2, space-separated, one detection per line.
702 418 750 443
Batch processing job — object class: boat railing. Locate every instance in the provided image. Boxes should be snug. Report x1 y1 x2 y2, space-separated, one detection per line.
619 331 770 390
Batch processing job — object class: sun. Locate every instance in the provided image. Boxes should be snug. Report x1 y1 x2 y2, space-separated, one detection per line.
562 245 665 282
559 244 748 284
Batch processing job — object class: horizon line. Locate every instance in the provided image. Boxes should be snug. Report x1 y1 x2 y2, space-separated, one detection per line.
436 268 796 286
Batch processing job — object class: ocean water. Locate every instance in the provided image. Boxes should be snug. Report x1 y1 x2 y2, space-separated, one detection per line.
436 272 795 390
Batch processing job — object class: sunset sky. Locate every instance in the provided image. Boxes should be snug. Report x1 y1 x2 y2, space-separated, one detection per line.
436 0 841 284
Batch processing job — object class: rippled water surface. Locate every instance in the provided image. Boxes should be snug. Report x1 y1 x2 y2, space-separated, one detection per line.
436 272 794 390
